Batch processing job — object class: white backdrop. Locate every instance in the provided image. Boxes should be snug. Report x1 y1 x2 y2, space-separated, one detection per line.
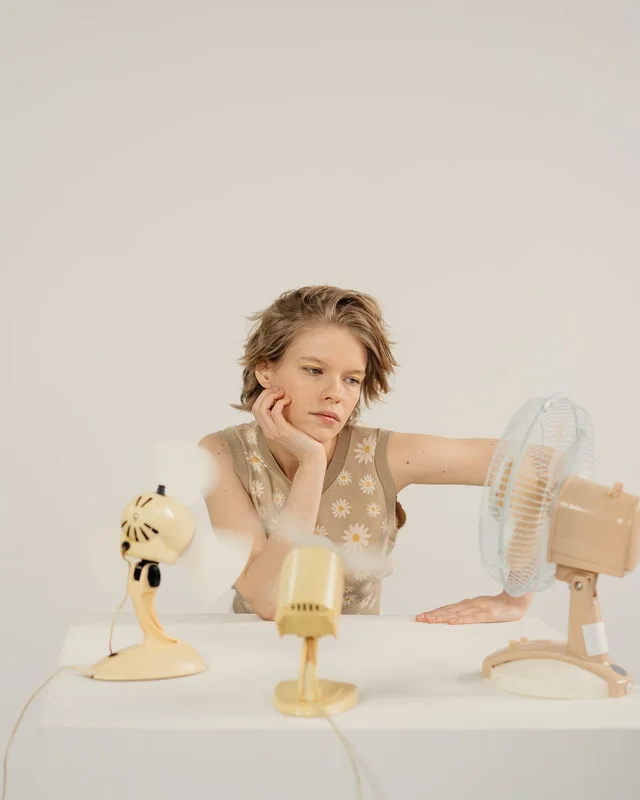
2 1 639 796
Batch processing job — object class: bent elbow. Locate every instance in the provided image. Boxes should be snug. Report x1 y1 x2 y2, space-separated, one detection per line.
256 606 276 622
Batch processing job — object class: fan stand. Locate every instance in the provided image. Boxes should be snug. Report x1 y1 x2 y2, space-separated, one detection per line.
91 561 206 681
482 568 633 698
274 636 358 716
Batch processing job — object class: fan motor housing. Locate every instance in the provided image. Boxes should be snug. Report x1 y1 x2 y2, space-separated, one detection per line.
119 491 195 564
275 547 344 638
550 476 640 577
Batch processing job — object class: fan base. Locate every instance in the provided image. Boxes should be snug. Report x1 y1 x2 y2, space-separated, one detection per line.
274 679 358 716
489 658 617 698
90 639 206 681
483 641 632 698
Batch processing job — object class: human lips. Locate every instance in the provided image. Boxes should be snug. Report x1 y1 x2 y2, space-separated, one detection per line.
311 411 340 423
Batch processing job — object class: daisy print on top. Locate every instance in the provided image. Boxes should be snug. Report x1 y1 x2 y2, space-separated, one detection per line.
359 475 376 494
336 469 352 487
366 501 381 518
248 451 264 472
220 422 405 616
354 435 376 464
273 490 287 509
331 498 351 519
342 523 371 552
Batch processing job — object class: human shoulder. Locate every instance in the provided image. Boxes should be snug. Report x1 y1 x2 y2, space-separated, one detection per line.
198 422 257 490
200 420 257 456
197 432 237 492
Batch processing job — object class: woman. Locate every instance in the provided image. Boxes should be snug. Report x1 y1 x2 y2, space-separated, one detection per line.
200 285 532 622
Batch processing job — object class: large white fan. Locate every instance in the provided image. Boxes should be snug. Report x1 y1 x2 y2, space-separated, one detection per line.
479 394 640 699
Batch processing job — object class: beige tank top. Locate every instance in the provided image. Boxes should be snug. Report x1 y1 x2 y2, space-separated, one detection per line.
220 421 406 615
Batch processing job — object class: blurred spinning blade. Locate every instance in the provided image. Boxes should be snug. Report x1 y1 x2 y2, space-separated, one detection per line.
89 439 252 604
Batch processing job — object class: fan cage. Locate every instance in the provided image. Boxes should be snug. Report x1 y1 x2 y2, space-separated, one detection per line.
479 395 595 596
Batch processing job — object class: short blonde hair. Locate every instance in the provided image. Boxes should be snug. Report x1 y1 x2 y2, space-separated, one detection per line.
232 285 397 423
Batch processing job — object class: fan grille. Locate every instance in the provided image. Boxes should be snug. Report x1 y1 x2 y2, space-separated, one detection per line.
479 395 595 596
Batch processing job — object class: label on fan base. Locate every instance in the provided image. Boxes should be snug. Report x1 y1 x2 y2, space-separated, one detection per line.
582 622 608 656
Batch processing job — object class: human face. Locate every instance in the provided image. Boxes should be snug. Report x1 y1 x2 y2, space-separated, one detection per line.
257 324 367 441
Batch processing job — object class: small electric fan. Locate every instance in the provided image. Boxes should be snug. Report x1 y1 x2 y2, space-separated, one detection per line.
91 483 205 680
273 545 358 717
89 440 252 681
479 394 640 699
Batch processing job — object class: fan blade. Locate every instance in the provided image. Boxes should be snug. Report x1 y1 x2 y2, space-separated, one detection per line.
88 519 129 593
149 439 218 506
177 499 253 603
274 511 394 579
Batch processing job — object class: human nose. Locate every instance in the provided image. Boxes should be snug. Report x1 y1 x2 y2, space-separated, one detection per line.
321 374 344 402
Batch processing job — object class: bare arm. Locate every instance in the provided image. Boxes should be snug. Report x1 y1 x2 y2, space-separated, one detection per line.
388 432 500 492
199 432 326 621
386 431 534 621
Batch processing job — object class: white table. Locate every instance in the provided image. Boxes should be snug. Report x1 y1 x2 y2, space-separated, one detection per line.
37 613 640 800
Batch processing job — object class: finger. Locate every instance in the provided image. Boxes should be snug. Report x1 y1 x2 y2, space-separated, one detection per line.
265 390 286 411
250 391 269 421
416 601 472 621
416 610 462 623
252 391 283 437
270 396 292 426
270 396 290 414
419 601 469 616
445 603 491 619
417 613 463 624
448 613 494 624
257 396 283 434
256 389 284 414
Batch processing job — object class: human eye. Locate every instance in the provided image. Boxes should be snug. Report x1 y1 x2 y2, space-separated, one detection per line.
304 366 322 375
345 377 361 386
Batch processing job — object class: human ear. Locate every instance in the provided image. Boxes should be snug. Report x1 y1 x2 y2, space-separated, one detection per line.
254 362 272 389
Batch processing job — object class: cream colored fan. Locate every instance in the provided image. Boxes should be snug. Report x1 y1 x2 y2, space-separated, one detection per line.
479 394 640 699
91 484 206 680
272 545 358 717
89 440 252 681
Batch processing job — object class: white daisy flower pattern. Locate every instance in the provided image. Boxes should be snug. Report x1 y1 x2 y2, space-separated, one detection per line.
380 518 394 536
359 475 376 495
343 585 357 607
331 498 351 519
273 490 287 509
245 427 258 446
248 452 264 472
336 469 352 487
354 435 376 464
342 523 371 552
366 501 381 518
313 524 328 537
250 480 264 498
